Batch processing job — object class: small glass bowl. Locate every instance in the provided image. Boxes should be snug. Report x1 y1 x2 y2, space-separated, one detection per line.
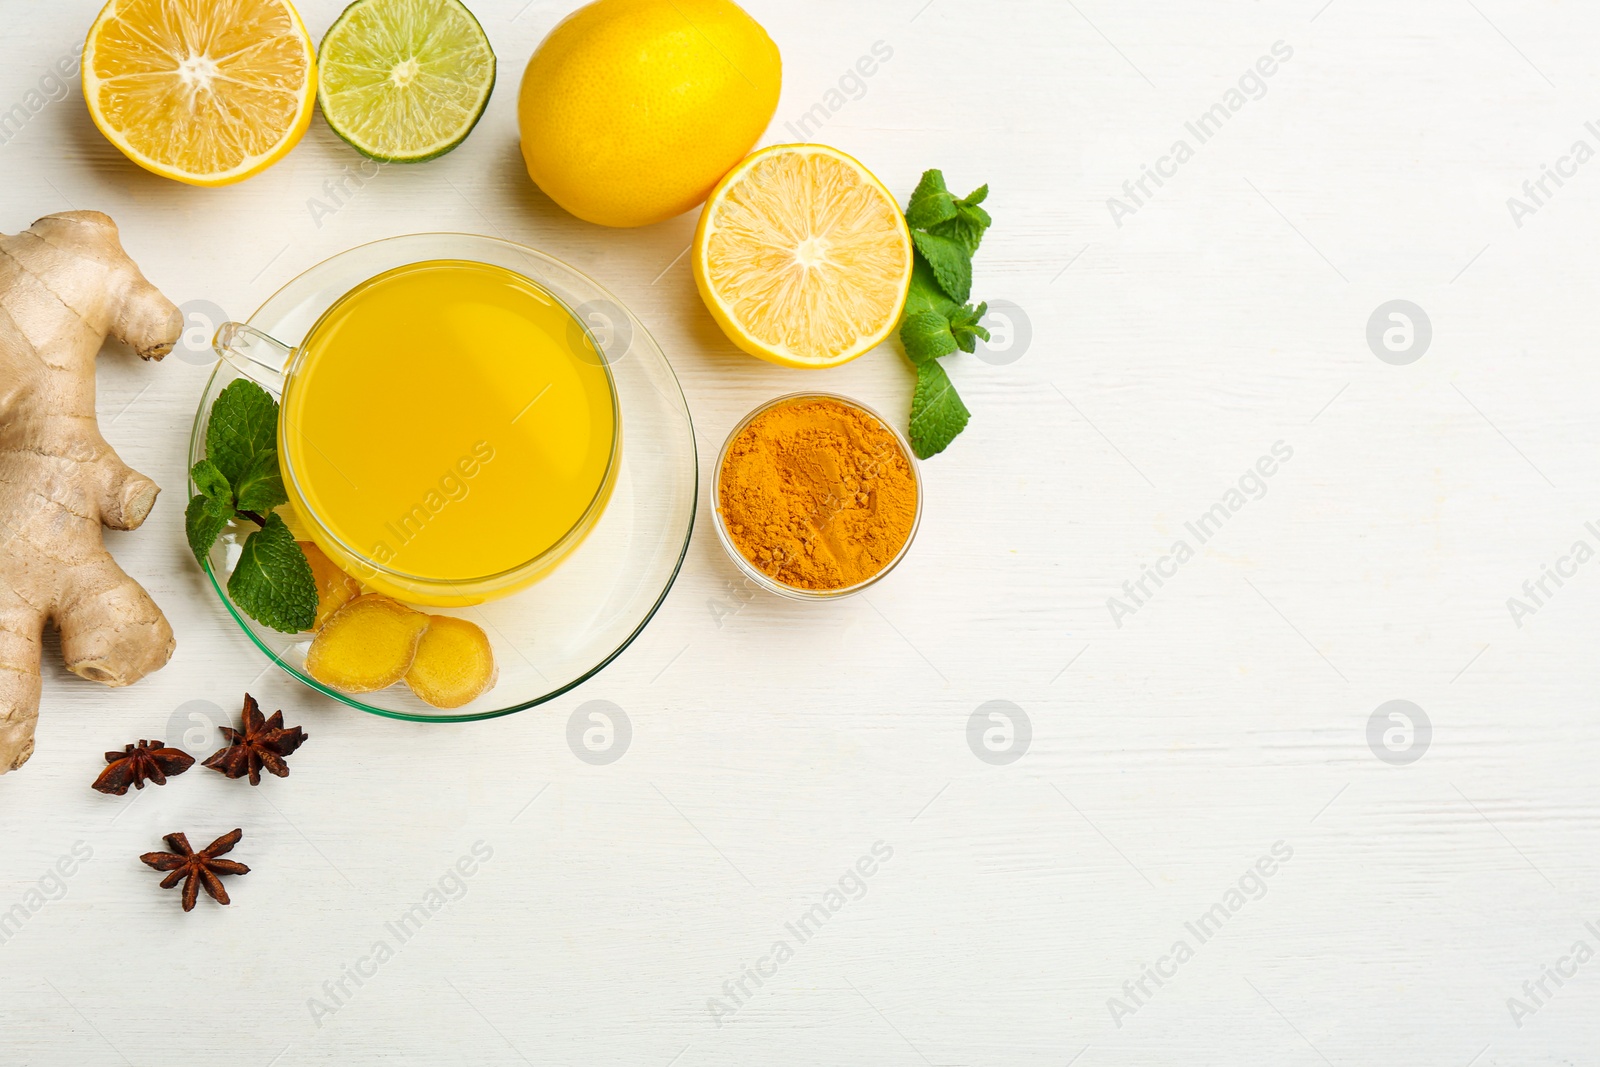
710 391 923 601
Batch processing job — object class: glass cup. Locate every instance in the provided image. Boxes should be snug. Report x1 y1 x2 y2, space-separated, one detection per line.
213 258 621 607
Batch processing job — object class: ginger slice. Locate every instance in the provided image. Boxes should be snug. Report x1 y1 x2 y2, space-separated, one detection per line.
298 541 362 631
404 616 498 709
304 594 428 693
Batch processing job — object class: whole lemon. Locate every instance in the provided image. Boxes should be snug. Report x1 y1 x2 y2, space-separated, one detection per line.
517 0 781 228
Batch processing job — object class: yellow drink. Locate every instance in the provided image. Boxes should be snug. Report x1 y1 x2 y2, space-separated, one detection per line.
279 260 618 605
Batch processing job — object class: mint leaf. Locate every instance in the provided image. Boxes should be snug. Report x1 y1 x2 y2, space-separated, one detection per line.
202 493 235 521
901 261 991 362
192 459 236 520
908 360 971 460
929 185 991 256
903 259 953 319
949 301 992 354
191 459 232 503
235 449 287 513
227 513 317 633
911 229 972 303
206 379 279 488
901 310 960 364
185 494 231 564
905 169 957 229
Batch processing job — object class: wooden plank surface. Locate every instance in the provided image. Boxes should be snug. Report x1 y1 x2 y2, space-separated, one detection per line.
2 0 1598 1063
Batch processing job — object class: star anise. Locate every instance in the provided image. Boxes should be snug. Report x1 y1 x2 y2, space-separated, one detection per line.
202 693 308 785
140 829 250 911
91 740 194 795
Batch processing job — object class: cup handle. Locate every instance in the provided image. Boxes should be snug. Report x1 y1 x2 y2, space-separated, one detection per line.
213 322 292 396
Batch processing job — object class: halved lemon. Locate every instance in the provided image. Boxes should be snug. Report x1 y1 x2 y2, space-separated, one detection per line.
83 0 316 187
693 144 913 368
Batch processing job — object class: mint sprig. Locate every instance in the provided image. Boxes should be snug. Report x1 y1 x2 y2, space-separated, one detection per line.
187 379 317 633
896 169 994 459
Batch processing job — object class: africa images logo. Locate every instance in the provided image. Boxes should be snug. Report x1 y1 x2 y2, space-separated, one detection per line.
706 842 894 1027
1106 41 1294 228
1107 841 1293 1028
1107 442 1294 627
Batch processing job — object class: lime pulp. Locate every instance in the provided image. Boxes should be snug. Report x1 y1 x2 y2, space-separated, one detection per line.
316 0 496 163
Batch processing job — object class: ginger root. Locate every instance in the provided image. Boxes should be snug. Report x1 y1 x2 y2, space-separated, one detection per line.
299 541 361 631
0 211 180 774
404 616 497 709
305 594 429 693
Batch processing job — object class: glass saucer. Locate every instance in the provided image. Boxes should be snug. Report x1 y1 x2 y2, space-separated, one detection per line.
187 233 698 722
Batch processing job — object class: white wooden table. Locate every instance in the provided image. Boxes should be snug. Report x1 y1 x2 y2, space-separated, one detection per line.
3 0 1598 1063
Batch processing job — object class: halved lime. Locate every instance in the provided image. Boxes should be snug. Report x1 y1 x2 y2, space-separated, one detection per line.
317 0 496 163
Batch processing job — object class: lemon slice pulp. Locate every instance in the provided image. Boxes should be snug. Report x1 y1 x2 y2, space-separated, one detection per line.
693 145 914 369
83 0 316 187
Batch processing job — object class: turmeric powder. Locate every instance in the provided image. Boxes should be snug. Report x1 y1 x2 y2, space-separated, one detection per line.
717 397 918 591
